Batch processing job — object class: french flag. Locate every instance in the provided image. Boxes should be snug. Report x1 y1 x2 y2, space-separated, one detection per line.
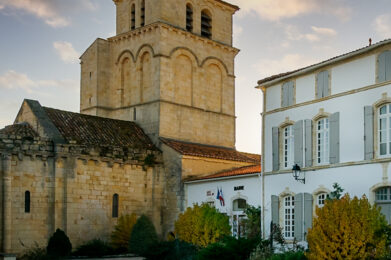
216 187 225 207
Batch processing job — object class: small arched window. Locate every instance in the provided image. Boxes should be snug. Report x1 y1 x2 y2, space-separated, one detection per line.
201 10 212 39
131 4 136 30
316 193 327 208
379 104 391 157
233 198 246 211
316 117 330 164
186 4 193 32
25 191 30 213
375 187 391 223
140 0 145 27
112 194 119 218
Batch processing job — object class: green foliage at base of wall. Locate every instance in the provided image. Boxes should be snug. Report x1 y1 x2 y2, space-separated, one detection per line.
129 214 158 256
46 229 72 258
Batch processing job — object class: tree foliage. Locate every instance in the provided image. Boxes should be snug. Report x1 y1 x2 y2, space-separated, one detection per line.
174 203 231 247
46 229 72 258
129 214 158 256
307 194 389 260
242 205 261 239
111 213 138 251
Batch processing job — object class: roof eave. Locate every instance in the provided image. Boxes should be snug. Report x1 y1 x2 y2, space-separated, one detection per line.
184 172 259 184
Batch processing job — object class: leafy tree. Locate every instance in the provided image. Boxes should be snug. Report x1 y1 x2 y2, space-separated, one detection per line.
47 228 72 258
174 203 231 247
307 194 389 259
111 213 138 251
327 183 344 200
129 214 158 256
242 205 261 239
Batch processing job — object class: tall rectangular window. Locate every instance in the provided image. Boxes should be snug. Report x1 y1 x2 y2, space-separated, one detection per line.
283 125 294 168
201 10 212 39
379 104 391 157
317 118 329 164
131 4 136 30
186 4 193 32
112 194 119 218
283 196 294 239
140 0 145 27
25 191 30 213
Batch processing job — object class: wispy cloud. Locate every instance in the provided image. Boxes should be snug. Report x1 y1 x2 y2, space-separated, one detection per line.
373 14 391 39
53 41 80 64
285 25 337 43
254 54 319 78
0 0 97 27
231 0 351 22
0 70 78 93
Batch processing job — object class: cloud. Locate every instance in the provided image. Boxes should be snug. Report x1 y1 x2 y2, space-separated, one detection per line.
0 70 78 93
285 25 337 43
0 0 97 27
254 54 319 79
374 14 391 39
53 41 80 64
231 0 351 21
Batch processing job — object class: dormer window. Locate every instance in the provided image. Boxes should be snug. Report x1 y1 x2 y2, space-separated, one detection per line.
131 4 136 30
186 4 193 32
201 10 212 39
140 0 145 27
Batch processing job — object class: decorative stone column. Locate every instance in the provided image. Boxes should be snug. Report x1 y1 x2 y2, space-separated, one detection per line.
2 154 12 253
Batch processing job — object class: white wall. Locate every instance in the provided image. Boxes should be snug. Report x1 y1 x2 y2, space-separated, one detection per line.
262 162 391 236
295 74 315 104
263 84 391 172
185 175 261 214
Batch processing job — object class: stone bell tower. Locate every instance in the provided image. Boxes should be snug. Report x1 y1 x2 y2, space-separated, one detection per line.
80 0 239 148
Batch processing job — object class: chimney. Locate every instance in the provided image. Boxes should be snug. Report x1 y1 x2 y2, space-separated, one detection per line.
369 38 372 46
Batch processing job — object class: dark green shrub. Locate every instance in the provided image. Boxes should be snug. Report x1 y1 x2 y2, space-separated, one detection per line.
197 236 259 260
46 229 72 257
242 205 261 239
129 214 158 256
269 251 306 260
19 245 50 260
73 239 115 257
144 239 197 260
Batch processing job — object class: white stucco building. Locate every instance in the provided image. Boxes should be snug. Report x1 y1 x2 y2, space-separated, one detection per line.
257 39 391 242
185 165 261 237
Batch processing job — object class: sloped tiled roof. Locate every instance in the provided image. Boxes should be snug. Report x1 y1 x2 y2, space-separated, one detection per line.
161 138 260 163
258 38 391 85
186 165 261 182
43 107 157 150
0 123 39 138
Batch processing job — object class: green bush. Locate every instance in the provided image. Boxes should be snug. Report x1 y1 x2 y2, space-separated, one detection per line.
19 245 51 260
129 214 158 256
175 203 231 247
46 229 72 258
249 240 273 260
242 205 261 239
111 213 138 252
73 239 115 257
144 239 198 260
197 236 259 260
268 251 306 260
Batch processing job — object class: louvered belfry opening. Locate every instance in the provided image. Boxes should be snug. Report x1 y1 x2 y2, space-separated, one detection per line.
131 4 136 30
140 0 145 26
186 4 193 32
201 10 212 38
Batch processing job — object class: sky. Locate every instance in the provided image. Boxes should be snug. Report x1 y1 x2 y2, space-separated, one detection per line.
0 0 390 154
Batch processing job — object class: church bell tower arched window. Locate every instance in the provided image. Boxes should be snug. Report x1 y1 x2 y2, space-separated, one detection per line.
131 4 136 30
201 10 212 39
186 4 193 32
140 0 145 27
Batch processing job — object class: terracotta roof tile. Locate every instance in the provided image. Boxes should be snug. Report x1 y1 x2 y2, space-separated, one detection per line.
186 165 261 181
258 38 391 85
161 138 260 163
0 123 39 138
44 107 157 150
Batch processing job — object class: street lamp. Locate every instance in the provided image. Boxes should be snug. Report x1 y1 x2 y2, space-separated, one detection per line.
292 164 305 184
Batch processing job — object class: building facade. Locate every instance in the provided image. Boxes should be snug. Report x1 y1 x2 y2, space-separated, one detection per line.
0 0 261 254
258 40 391 242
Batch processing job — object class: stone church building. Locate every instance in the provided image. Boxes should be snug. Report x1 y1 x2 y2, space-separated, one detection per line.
0 0 259 254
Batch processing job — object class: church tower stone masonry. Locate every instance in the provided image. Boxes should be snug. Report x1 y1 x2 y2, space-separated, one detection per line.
80 0 239 148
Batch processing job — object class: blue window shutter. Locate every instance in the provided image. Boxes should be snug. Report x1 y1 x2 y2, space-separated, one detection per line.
379 51 387 82
316 72 323 99
323 71 329 97
303 193 313 240
288 81 294 106
305 119 313 167
294 120 303 167
386 51 391 81
364 106 374 160
282 83 288 107
294 193 303 241
271 195 279 225
272 127 279 171
329 112 340 164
